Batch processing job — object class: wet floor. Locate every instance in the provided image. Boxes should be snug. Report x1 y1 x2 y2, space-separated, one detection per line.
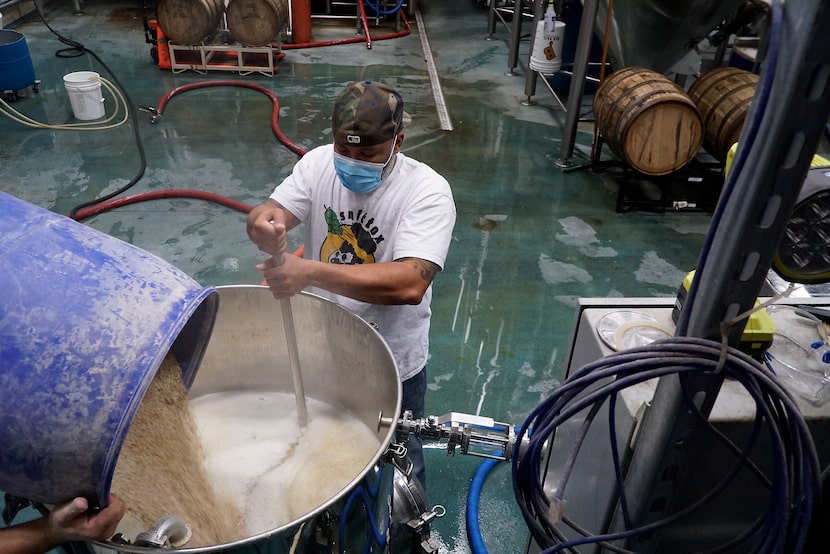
0 0 715 551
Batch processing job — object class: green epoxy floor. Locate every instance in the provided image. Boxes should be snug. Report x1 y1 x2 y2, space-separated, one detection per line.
0 1 713 551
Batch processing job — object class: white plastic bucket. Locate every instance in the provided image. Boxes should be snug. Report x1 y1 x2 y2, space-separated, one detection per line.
63 70 105 120
529 20 566 75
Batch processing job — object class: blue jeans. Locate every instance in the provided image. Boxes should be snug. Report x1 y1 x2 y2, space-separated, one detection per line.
400 368 427 490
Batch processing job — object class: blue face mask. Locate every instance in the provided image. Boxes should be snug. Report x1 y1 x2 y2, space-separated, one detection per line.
333 141 397 194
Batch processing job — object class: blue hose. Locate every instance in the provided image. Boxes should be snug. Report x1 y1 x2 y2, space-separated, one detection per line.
466 453 503 554
362 0 404 16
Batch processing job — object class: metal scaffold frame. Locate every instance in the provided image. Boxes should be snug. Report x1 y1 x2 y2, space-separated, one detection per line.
168 42 281 76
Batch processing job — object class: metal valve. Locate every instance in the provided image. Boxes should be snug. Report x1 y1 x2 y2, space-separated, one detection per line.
137 105 161 124
397 411 517 461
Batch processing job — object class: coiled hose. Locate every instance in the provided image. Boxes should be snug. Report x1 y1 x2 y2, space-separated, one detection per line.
512 336 821 554
0 75 129 131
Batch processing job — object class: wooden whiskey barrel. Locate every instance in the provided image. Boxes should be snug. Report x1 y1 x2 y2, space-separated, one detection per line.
687 66 759 162
227 0 289 46
593 67 703 176
156 0 224 45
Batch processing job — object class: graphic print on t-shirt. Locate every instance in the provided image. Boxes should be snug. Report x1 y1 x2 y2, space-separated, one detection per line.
319 206 383 265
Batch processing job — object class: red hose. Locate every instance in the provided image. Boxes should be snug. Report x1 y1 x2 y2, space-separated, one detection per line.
72 189 254 221
72 12 411 222
73 82 308 221
280 10 410 50
155 80 308 157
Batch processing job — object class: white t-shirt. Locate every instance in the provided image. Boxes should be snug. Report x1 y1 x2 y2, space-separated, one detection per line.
270 144 456 381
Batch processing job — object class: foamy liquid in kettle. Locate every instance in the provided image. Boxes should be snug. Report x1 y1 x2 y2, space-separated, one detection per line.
111 354 381 547
190 390 382 536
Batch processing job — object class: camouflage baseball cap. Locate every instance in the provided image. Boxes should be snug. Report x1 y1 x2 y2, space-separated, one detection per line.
332 81 408 146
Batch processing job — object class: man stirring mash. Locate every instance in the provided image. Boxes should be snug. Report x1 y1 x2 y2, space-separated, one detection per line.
247 80 456 491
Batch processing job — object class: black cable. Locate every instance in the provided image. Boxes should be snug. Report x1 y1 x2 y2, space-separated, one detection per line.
32 6 148 220
512 337 821 553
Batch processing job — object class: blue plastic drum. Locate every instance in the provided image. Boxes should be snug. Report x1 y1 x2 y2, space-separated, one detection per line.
0 192 219 506
0 30 36 91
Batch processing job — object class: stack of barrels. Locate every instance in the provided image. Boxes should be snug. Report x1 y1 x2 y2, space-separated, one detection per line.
593 66 759 176
156 0 289 47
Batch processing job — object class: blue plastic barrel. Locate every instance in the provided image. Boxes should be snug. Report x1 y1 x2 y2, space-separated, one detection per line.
0 192 219 506
0 29 36 91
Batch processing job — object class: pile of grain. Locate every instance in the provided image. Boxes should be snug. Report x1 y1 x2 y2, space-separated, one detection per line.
110 354 244 547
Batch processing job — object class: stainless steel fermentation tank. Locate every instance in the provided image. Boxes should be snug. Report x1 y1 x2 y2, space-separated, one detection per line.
555 0 755 167
594 0 749 74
